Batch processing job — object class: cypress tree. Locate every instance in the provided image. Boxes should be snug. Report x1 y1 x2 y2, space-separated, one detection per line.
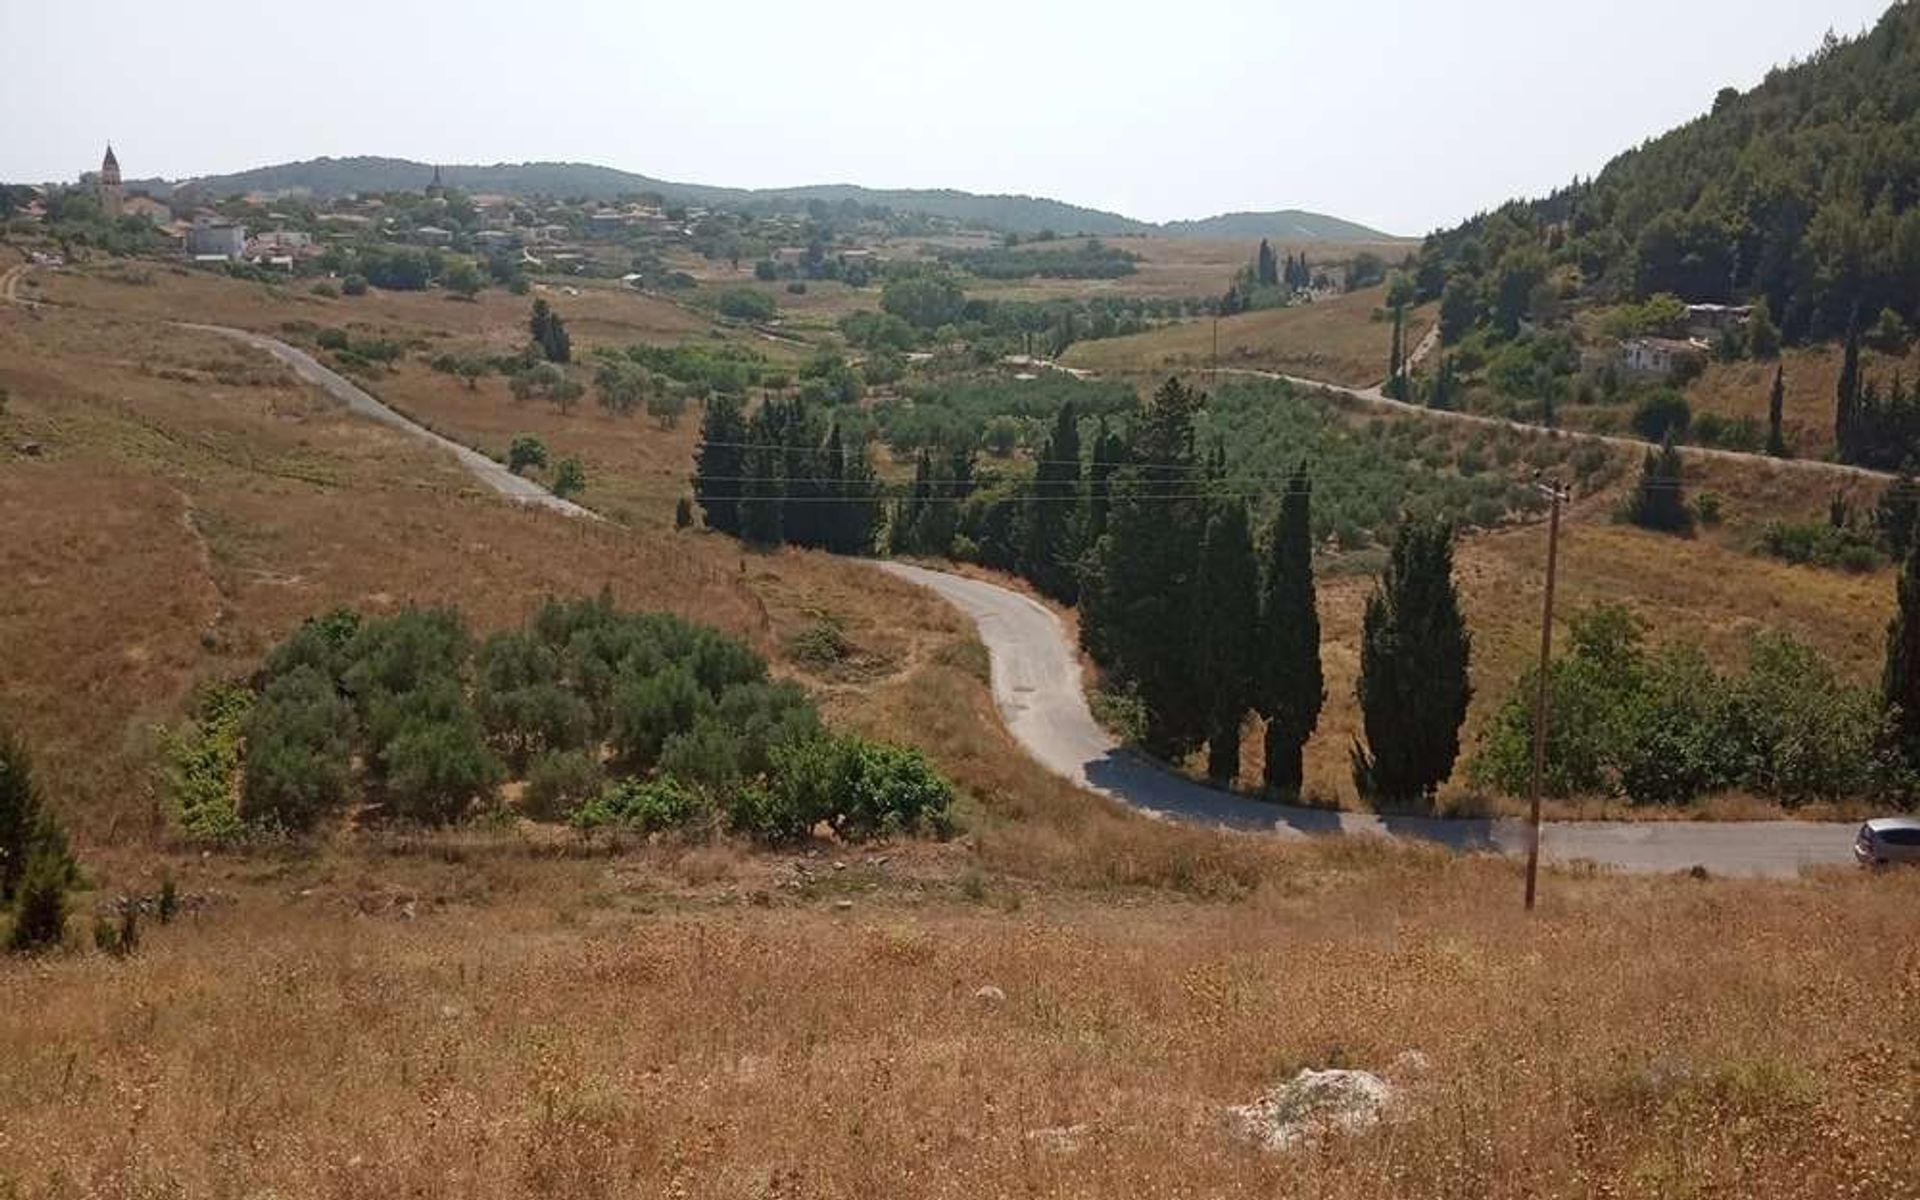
1083 417 1124 548
821 421 848 551
739 438 784 547
1387 305 1405 396
1767 364 1788 457
1086 377 1209 757
1627 436 1691 532
1 726 67 904
1195 500 1259 783
693 394 747 536
1884 538 1920 771
1837 321 1862 461
841 436 880 555
1256 239 1279 287
1351 518 1471 807
1256 464 1323 798
1021 401 1083 602
891 451 932 554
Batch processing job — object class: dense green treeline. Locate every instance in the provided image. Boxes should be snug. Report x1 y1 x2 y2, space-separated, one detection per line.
1417 5 1920 349
940 238 1139 280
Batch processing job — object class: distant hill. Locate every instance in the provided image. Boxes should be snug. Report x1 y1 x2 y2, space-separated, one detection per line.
1159 210 1396 242
1417 0 1920 344
126 155 1395 241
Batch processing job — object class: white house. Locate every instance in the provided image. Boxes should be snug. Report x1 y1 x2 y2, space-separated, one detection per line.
1620 337 1705 379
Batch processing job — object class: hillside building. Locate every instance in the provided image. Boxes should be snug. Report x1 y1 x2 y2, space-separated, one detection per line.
187 214 246 259
1620 336 1705 380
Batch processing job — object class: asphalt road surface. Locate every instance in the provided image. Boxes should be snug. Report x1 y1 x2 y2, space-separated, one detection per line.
188 325 598 519
879 561 1863 878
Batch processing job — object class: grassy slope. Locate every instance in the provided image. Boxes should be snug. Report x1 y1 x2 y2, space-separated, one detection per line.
1060 285 1436 388
1682 342 1920 461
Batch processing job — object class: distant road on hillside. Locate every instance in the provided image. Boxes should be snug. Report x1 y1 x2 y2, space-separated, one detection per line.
187 325 596 519
1215 364 1889 483
879 562 1861 879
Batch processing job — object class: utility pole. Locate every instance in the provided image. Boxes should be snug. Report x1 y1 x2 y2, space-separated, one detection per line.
1525 477 1569 911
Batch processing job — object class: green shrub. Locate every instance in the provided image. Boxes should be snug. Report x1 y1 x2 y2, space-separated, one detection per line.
160 680 251 842
315 327 350 351
241 665 355 832
472 632 590 768
715 289 777 322
572 776 707 833
1757 521 1884 571
523 749 603 822
341 274 368 296
2 726 71 905
7 847 69 954
310 282 338 299
1630 389 1691 442
1472 605 1896 806
787 620 851 666
367 682 502 825
507 435 548 476
758 735 954 843
611 666 710 771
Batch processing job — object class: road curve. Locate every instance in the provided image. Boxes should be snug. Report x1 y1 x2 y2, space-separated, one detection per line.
186 324 597 518
879 561 1861 878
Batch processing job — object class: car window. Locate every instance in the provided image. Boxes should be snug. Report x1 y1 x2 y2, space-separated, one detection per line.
1883 828 1920 846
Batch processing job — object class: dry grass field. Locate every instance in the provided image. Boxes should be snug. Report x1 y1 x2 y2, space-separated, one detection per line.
1061 286 1436 388
1 835 1915 1198
1684 342 1920 461
953 235 1418 304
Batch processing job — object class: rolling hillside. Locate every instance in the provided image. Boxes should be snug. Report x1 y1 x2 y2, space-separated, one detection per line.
122 155 1393 239
1160 209 1395 241
1417 1 1920 343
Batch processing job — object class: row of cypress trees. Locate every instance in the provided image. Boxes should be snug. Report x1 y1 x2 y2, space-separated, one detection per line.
692 375 1472 805
693 394 881 554
1078 378 1471 803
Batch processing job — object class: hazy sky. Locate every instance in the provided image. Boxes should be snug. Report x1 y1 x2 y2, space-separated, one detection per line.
0 0 1890 236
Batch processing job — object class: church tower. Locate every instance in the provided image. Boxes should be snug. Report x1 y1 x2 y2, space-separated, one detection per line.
98 144 124 218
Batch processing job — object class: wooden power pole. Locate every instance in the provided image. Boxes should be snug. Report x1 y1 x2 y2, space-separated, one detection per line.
1525 478 1570 911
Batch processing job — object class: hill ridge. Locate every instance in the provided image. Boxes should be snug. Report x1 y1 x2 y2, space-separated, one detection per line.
119 154 1398 241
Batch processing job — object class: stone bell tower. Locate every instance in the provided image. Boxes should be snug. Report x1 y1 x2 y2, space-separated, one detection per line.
98 144 124 218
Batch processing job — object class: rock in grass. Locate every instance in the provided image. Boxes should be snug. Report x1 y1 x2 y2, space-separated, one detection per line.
1227 1068 1396 1151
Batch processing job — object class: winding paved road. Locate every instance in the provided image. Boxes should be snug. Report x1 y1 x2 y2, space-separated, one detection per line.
879 562 1862 878
187 326 596 518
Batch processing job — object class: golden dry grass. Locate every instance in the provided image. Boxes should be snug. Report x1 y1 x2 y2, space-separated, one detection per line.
953 235 1418 303
2 840 1915 1198
1061 286 1436 388
1688 343 1920 460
